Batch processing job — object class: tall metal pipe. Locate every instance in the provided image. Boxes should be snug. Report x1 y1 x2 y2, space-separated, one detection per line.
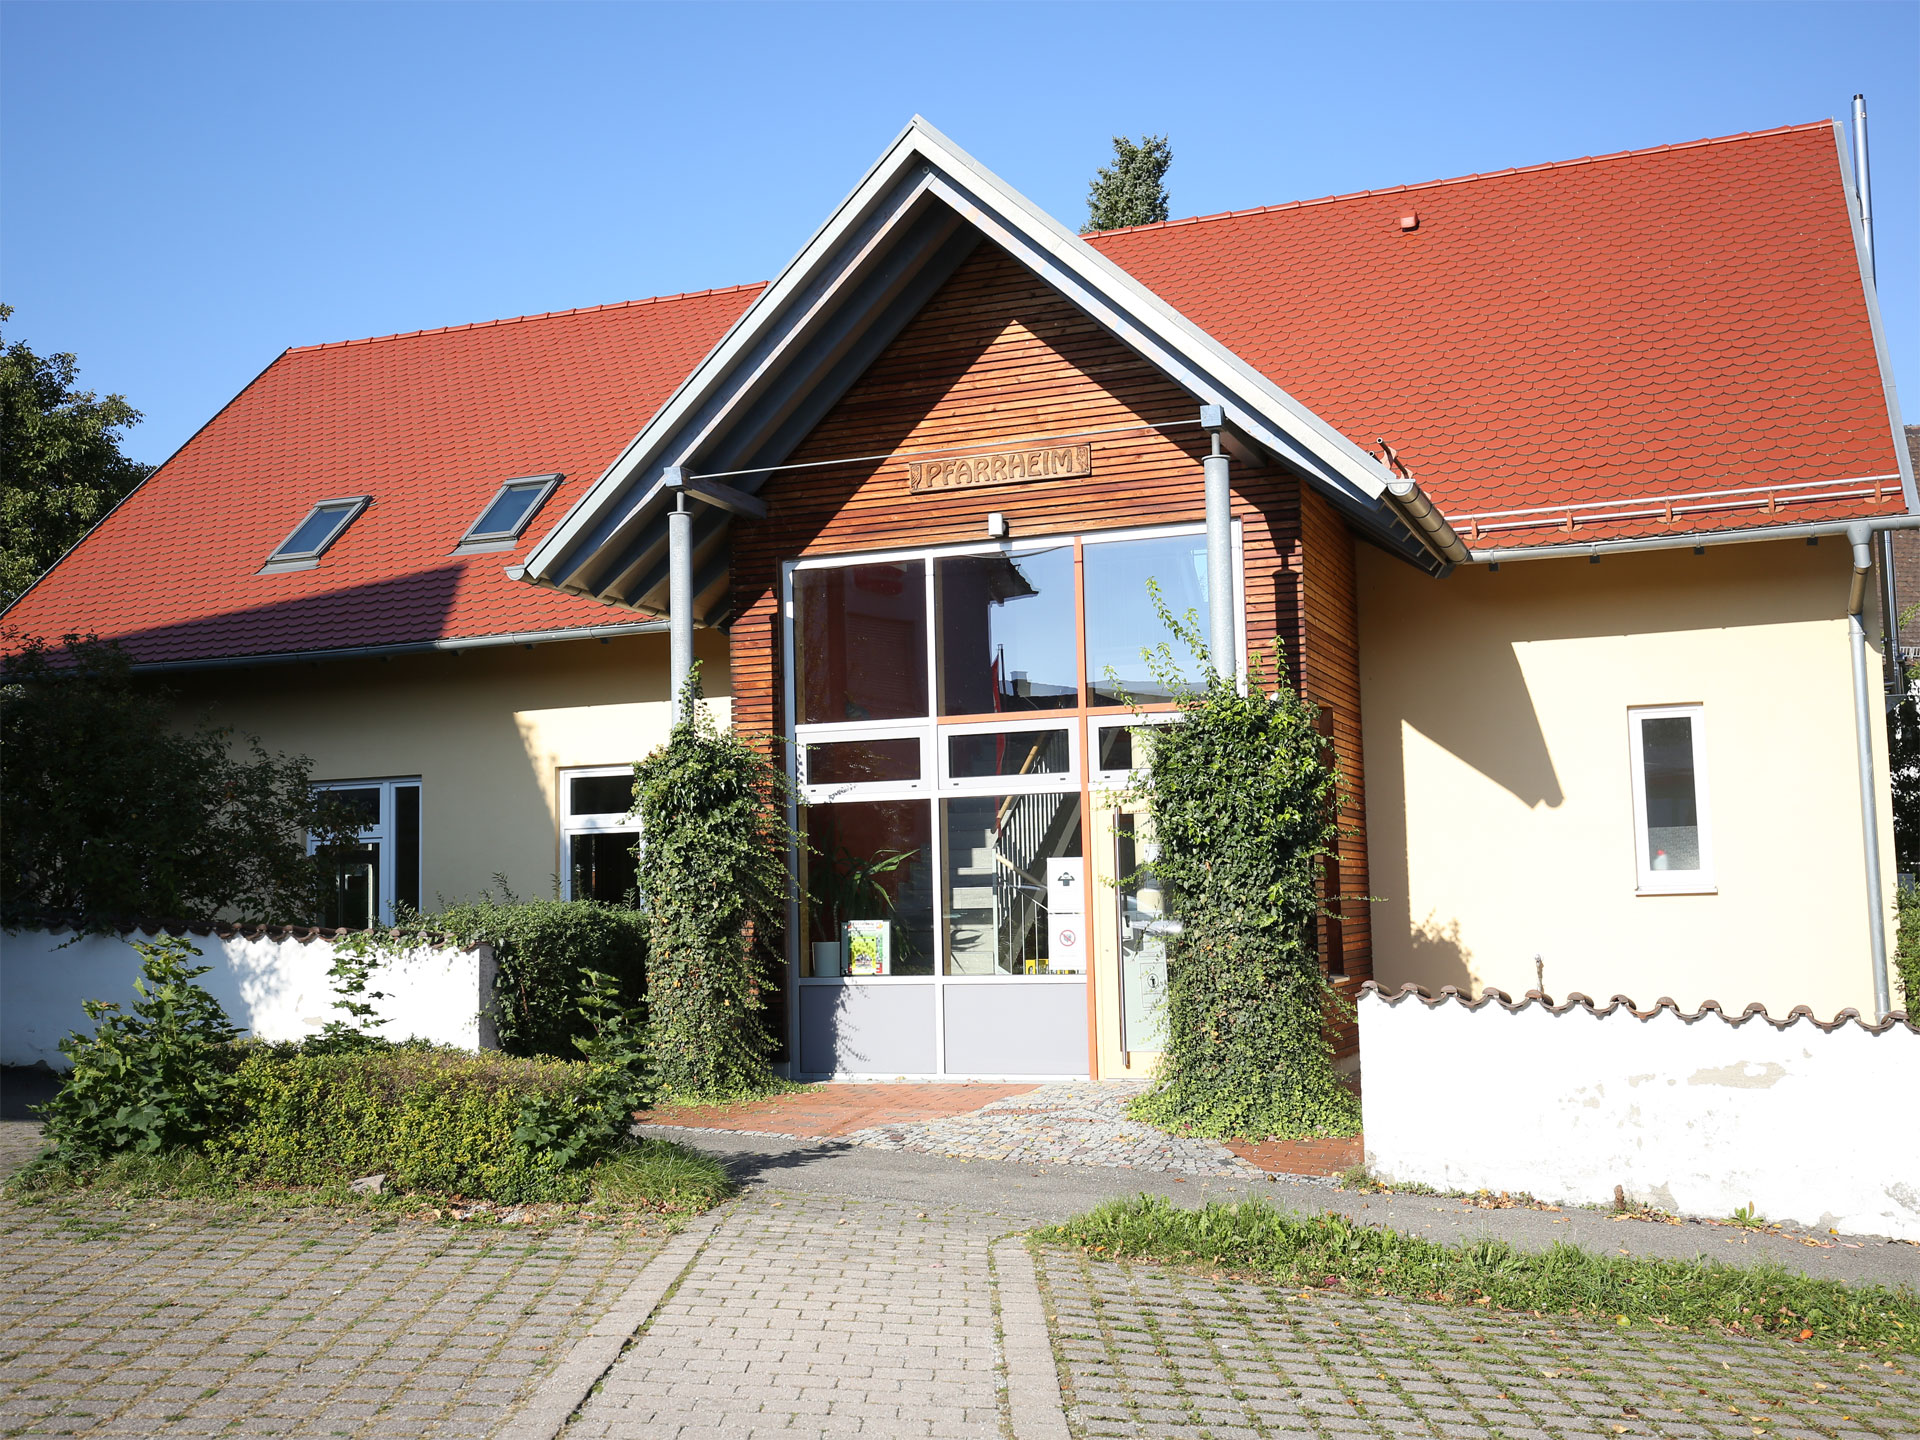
1847 522 1893 1018
668 495 694 722
1852 95 1875 281
1204 432 1235 680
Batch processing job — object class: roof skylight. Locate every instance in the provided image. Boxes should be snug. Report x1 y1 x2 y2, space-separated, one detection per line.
456 474 561 551
262 497 369 571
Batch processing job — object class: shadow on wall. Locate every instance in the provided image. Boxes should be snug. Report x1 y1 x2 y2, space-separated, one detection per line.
1403 911 1474 996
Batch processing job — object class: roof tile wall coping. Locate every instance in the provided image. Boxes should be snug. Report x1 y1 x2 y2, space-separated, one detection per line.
4 921 483 951
1358 979 1917 1036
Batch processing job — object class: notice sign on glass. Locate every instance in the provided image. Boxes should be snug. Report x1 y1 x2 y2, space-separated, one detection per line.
907 444 1092 494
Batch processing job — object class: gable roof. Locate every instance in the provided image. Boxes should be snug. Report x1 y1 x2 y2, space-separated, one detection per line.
3 287 760 667
5 118 1908 667
1089 120 1912 551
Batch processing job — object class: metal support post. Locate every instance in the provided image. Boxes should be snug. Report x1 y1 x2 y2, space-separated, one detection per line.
669 492 694 722
1201 407 1234 681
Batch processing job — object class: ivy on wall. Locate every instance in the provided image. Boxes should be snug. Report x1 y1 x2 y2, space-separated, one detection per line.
634 667 791 1101
1126 599 1361 1140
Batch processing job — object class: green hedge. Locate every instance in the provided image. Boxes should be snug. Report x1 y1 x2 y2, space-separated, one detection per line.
345 896 648 1058
209 1046 596 1203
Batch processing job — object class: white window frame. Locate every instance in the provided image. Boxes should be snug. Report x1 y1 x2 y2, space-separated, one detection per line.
936 715 1079 794
559 765 639 901
1090 711 1185 791
309 778 420 926
1627 704 1715 895
795 723 932 804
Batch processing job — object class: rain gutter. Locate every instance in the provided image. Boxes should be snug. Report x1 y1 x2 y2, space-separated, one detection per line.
1466 513 1920 566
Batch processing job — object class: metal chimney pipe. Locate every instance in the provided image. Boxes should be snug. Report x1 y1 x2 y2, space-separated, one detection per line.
1852 94 1875 282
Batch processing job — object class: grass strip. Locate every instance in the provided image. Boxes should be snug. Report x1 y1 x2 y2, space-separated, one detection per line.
1037 1194 1919 1355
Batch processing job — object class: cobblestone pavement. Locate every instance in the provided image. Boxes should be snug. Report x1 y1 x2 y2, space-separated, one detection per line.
1036 1246 1920 1439
565 1190 1009 1439
848 1083 1276 1181
0 1123 46 1181
0 1196 671 1438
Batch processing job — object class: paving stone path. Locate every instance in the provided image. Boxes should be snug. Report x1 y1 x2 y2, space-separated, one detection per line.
1037 1244 1920 1439
846 1082 1275 1181
563 1191 1008 1439
0 1195 670 1438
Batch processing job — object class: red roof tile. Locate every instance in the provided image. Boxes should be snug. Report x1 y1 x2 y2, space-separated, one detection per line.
3 286 762 665
6 122 1904 665
1090 121 1905 548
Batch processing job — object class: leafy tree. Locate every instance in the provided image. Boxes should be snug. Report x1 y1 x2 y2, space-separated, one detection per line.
0 633 359 929
0 306 154 609
1125 593 1360 1140
634 665 789 1100
1085 134 1173 233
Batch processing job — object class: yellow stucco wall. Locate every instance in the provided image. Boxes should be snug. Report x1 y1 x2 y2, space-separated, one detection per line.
1357 538 1896 1019
173 629 730 908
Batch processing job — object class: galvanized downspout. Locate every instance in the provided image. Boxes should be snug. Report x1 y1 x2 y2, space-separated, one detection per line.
1847 521 1893 1018
666 473 695 723
1854 94 1905 705
1199 406 1237 681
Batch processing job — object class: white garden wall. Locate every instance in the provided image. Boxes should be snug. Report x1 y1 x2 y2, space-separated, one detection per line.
1358 983 1920 1242
1 926 496 1068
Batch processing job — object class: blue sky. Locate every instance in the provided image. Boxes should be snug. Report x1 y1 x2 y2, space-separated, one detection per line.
3 1 1915 463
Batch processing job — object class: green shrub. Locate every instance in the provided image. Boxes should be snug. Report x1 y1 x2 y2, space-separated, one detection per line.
635 667 789 1101
1895 883 1920 1015
340 892 648 1058
210 1046 595 1203
1043 1195 1920 1355
38 934 244 1166
1125 598 1359 1141
512 968 653 1169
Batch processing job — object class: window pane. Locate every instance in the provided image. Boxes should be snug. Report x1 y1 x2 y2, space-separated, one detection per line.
1096 725 1133 772
795 562 928 724
279 503 357 558
1115 809 1168 1051
1084 535 1211 705
805 737 920 787
942 793 1083 976
1641 716 1701 872
934 547 1077 714
947 728 1070 780
472 484 544 538
394 785 421 914
323 786 382 828
571 831 639 905
320 843 379 929
800 800 934 976
569 773 633 817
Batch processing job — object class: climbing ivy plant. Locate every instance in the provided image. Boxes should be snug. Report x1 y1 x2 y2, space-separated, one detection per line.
634 666 791 1101
1126 595 1361 1141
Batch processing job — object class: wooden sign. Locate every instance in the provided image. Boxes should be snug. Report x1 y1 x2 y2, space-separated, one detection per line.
907 443 1092 494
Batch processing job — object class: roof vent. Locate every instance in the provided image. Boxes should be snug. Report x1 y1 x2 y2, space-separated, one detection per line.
1398 213 1419 232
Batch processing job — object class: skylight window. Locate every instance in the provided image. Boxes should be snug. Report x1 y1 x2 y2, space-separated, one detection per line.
456 474 561 551
262 497 370 571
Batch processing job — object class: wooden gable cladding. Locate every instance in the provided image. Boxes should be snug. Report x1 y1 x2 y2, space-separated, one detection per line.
722 240 1371 995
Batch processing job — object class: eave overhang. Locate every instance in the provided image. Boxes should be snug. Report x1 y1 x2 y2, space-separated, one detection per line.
519 116 1449 625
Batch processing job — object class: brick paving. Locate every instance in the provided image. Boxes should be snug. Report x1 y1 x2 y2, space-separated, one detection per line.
0 1193 671 1438
1036 1245 1920 1439
636 1083 1037 1138
565 1190 1007 1439
1222 1136 1364 1178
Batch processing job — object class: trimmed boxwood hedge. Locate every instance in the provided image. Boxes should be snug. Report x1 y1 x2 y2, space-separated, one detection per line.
210 1045 598 1203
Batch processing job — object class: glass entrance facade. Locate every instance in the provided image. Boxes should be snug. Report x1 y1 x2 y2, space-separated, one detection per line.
783 523 1236 1078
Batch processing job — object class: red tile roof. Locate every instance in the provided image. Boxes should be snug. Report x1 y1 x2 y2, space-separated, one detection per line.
3 286 762 665
6 122 1904 665
1090 121 1906 549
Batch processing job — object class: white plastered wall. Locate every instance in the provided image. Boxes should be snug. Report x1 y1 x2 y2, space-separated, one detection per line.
164 630 728 909
1357 538 1896 1019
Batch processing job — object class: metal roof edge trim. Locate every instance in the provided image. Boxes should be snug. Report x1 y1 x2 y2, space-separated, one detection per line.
521 116 1405 591
0 347 293 624
125 619 667 674
1831 119 1919 513
1464 512 1920 565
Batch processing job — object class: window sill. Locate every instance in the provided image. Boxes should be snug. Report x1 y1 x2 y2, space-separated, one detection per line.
1635 884 1718 897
